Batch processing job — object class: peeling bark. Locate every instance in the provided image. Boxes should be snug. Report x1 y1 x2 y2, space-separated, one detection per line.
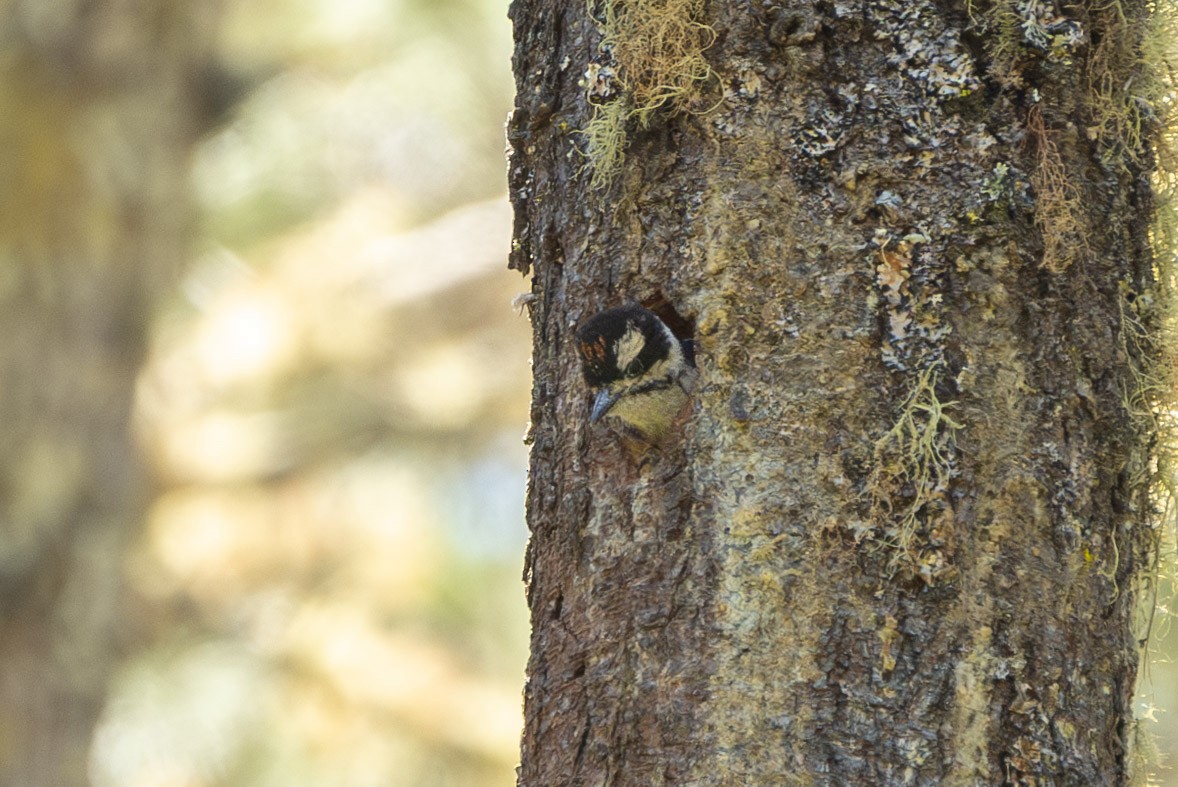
511 1 1161 784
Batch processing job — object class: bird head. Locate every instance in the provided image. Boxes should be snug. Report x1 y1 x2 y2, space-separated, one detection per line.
576 304 693 442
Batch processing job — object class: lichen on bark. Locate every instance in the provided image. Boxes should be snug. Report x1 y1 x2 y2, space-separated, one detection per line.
510 0 1178 782
579 0 716 189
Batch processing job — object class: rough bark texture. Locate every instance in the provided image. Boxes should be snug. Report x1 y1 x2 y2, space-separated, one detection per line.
511 0 1162 784
0 3 215 783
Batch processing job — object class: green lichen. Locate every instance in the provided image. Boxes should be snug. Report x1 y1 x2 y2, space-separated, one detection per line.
870 360 962 579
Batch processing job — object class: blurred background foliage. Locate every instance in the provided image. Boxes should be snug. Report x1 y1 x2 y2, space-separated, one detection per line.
3 0 526 784
1 0 1177 785
111 0 529 785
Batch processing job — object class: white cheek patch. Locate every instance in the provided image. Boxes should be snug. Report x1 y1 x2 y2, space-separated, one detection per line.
614 324 646 370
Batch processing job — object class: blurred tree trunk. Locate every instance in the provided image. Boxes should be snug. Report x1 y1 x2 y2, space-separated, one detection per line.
0 3 216 783
510 0 1166 784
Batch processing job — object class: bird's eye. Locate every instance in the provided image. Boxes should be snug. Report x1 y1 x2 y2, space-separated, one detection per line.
624 360 644 377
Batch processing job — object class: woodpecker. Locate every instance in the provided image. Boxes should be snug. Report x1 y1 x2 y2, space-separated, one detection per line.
576 304 696 444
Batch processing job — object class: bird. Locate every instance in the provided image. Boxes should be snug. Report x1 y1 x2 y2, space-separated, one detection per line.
575 304 696 444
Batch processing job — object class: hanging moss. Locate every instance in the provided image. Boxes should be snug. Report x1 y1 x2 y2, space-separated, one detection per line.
580 0 716 190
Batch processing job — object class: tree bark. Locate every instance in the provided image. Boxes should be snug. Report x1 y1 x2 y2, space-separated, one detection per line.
510 0 1164 784
0 3 216 783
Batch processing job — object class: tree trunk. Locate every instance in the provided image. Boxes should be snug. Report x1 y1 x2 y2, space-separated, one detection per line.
509 0 1166 784
0 3 215 783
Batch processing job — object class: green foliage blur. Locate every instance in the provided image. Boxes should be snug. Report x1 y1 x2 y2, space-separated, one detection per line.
91 1 530 784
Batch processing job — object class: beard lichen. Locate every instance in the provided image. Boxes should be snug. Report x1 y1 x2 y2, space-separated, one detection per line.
579 0 717 190
868 359 962 581
967 0 1166 271
1108 1 1178 782
866 228 962 581
1025 101 1088 272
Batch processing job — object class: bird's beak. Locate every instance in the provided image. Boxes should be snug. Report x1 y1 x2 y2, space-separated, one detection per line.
590 388 621 423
